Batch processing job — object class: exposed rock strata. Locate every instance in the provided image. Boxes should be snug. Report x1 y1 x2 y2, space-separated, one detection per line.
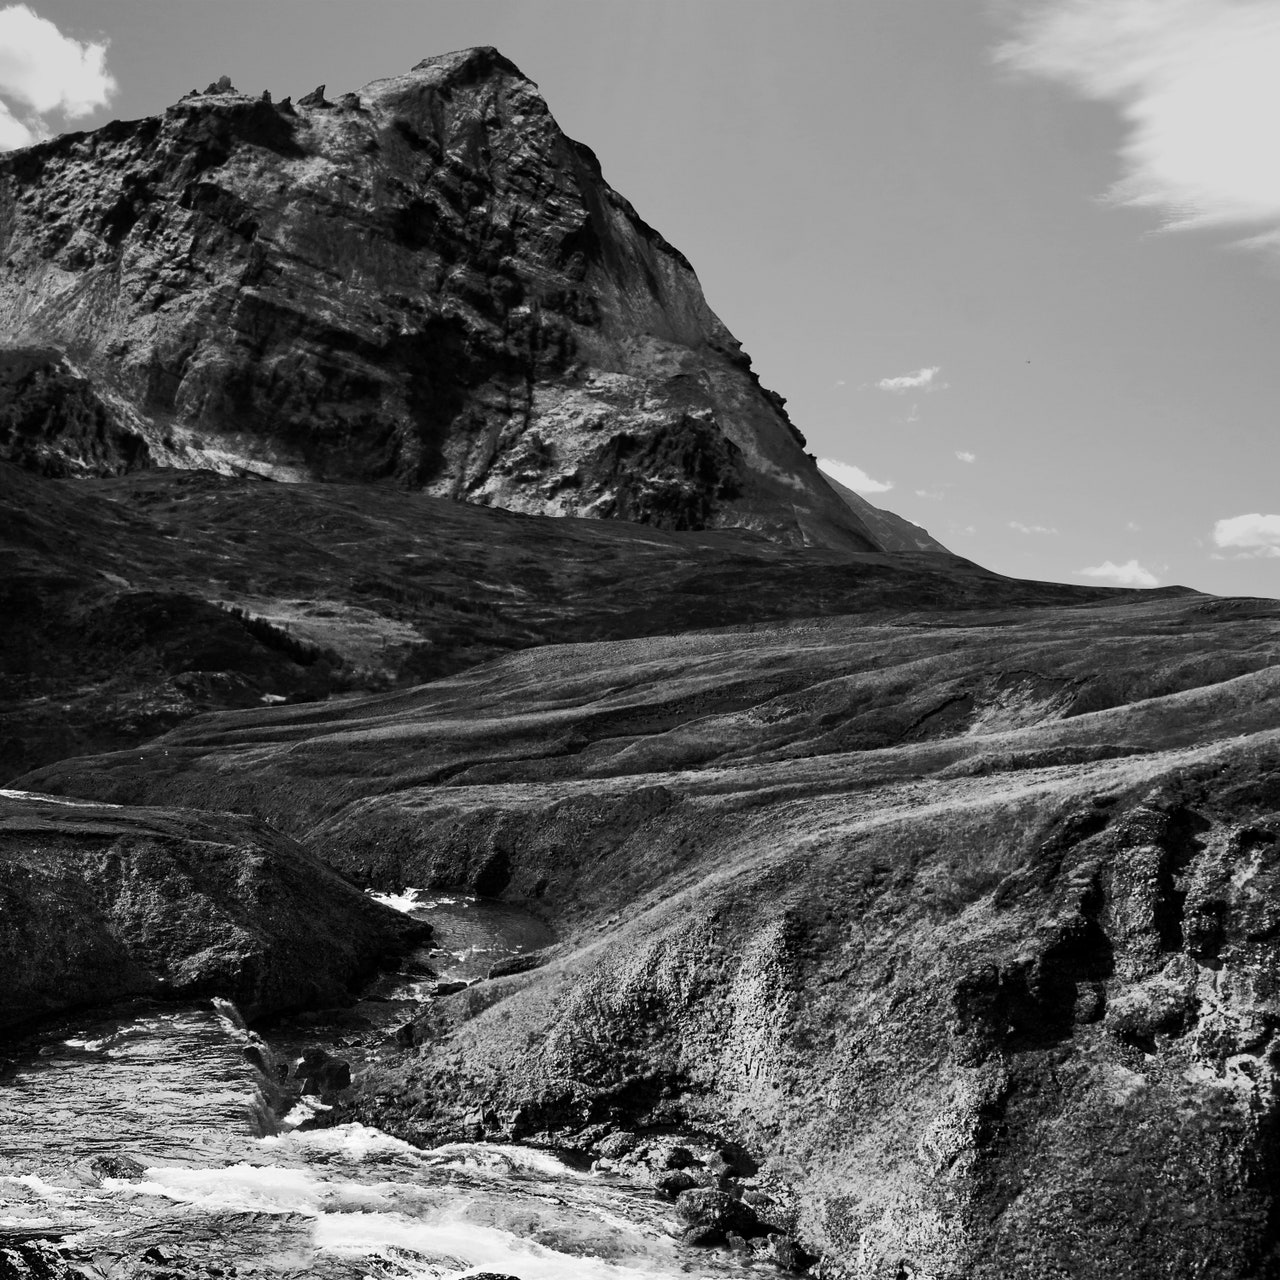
0 48 883 551
0 790 426 1029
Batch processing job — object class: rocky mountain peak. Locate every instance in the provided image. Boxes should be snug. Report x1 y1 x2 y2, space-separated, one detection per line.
0 47 918 552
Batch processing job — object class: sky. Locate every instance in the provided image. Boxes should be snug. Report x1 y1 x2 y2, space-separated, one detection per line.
1 0 1277 598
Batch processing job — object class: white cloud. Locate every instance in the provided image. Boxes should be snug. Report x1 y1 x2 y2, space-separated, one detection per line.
817 457 894 494
0 98 35 147
998 1 1280 248
955 450 976 464
876 366 943 393
1009 520 1059 534
1125 519 1141 531
914 488 944 500
1212 511 1280 557
0 5 115 150
1078 558 1159 587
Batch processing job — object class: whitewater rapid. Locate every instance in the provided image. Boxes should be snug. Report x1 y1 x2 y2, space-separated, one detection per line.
0 894 759 1279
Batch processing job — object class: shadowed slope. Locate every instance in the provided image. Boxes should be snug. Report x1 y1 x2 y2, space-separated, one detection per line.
0 462 1113 780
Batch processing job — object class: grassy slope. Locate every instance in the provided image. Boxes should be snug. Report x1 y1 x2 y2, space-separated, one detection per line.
20 593 1280 1276
1 461 1115 780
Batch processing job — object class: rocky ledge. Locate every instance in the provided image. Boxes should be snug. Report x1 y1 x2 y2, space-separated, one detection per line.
0 790 427 1030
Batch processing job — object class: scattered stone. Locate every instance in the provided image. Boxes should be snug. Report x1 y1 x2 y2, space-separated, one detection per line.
596 1130 639 1160
87 1154 146 1181
394 1021 417 1048
654 1170 698 1199
0 1239 75 1280
434 980 468 997
664 1145 696 1169
297 1047 352 1095
674 1187 762 1246
203 75 234 95
297 84 328 108
260 90 272 103
750 1233 814 1271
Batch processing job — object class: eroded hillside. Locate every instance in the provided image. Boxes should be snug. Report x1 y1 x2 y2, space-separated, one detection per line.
20 594 1280 1277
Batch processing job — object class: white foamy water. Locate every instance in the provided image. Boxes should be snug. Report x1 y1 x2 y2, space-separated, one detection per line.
368 886 432 913
0 889 761 1280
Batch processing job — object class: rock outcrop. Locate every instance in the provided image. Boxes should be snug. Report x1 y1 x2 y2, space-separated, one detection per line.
0 347 150 477
0 47 884 551
0 790 426 1029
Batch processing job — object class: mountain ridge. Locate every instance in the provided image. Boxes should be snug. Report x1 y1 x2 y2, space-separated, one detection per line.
0 44 897 554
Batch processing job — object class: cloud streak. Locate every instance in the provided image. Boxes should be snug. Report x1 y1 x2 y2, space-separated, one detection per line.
1213 511 1280 557
817 457 894 495
1009 521 1058 534
1078 558 1159 587
955 450 976 464
0 4 115 150
998 0 1280 246
876 366 944 393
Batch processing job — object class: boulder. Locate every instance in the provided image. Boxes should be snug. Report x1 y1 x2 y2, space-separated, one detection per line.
674 1187 762 1246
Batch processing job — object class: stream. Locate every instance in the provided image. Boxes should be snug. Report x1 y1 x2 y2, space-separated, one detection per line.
0 892 762 1279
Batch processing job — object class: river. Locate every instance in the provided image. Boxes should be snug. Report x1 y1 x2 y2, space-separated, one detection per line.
0 892 763 1279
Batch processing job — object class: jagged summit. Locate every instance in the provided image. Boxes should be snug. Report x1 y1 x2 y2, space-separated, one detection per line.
0 46 901 553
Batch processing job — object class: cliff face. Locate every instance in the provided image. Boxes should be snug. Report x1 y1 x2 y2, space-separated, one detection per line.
0 47 880 551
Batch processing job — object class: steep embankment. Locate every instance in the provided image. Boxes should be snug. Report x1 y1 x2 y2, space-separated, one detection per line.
0 47 881 552
20 595 1280 1276
0 790 426 1030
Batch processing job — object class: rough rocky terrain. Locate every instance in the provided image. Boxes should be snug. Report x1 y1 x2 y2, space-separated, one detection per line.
0 47 905 553
0 789 426 1030
19 594 1280 1277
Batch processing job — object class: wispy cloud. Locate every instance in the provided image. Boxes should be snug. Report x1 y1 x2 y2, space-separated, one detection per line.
0 5 115 150
914 488 944 500
998 1 1280 249
1078 558 1159 587
876 366 945 394
1212 511 1280 557
1009 520 1058 534
955 450 976 464
817 457 894 494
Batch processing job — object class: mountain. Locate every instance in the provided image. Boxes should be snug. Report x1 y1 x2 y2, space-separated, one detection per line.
4 44 1278 1280
0 46 888 552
